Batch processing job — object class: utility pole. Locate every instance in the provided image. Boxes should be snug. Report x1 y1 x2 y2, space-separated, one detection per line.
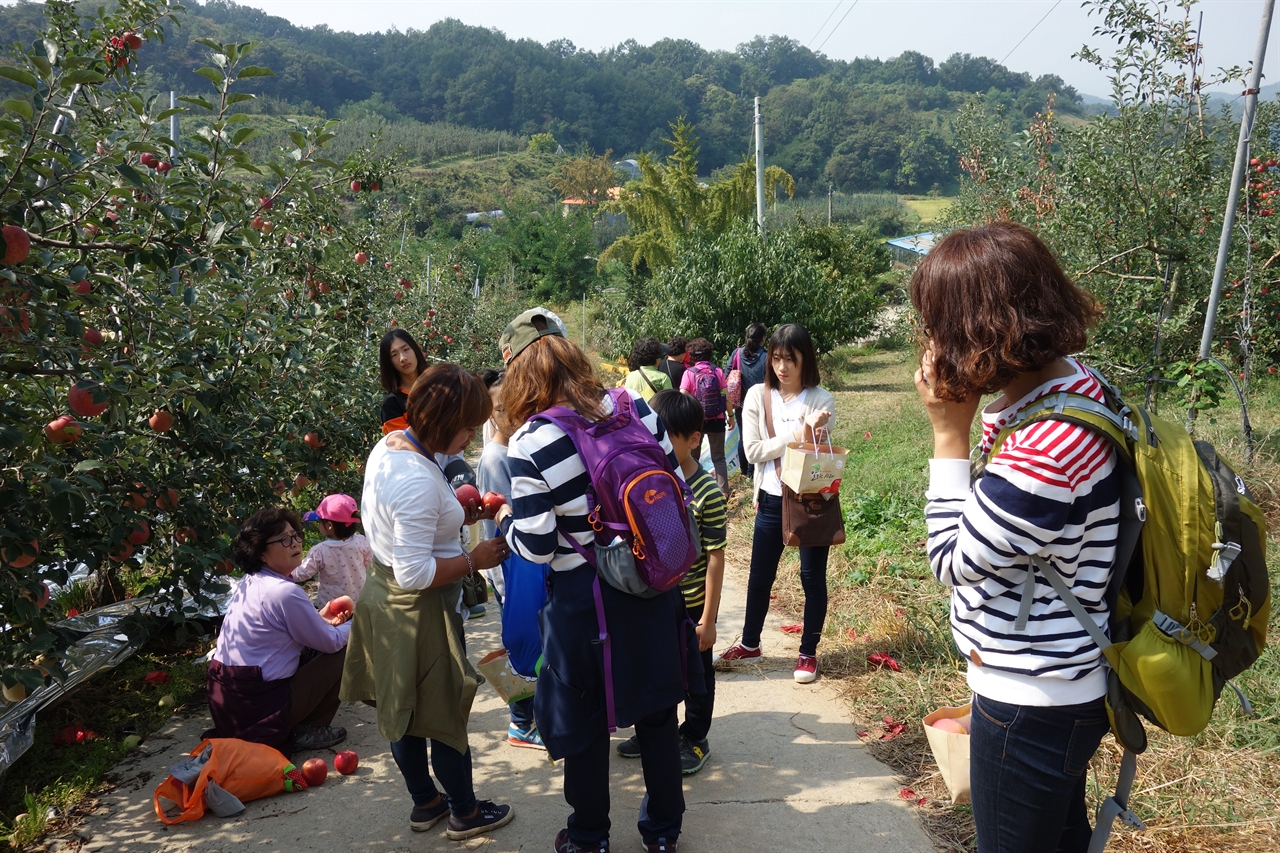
828 184 833 226
1201 0 1276 359
755 97 765 236
169 91 179 162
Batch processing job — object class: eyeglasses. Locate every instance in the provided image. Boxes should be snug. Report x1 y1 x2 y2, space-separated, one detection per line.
268 531 304 548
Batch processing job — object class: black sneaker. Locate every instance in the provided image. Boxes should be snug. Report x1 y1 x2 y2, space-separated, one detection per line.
555 828 609 852
410 797 449 832
615 734 641 759
446 799 514 840
679 737 709 775
291 724 346 751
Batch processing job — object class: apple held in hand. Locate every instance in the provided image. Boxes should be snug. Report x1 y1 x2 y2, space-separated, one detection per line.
455 484 482 514
334 750 358 775
482 491 508 515
301 757 328 786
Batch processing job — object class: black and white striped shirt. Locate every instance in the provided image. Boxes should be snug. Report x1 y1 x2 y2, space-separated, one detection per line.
504 390 678 572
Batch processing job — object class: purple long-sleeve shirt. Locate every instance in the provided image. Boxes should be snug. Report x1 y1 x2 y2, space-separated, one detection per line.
213 569 351 682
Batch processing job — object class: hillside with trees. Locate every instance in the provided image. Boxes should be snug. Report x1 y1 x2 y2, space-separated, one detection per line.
0 0 1088 195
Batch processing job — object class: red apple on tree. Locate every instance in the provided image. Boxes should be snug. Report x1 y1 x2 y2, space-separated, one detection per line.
301 757 328 786
127 522 151 545
384 261 392 269
334 750 359 775
2 540 38 568
122 31 143 49
304 431 324 450
139 152 158 169
260 196 273 210
149 409 173 432
349 180 361 193
2 225 31 265
354 252 368 265
82 328 103 347
69 381 109 417
110 540 134 562
73 279 91 295
157 161 172 173
45 415 81 445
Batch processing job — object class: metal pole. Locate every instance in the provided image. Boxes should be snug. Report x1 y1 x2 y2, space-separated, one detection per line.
1201 0 1276 359
754 96 765 236
169 91 179 162
828 184 833 226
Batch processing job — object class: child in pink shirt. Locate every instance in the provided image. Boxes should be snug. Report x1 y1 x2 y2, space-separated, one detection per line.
292 493 371 608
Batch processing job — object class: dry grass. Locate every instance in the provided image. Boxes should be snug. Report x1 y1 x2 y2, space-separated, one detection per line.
725 344 1280 852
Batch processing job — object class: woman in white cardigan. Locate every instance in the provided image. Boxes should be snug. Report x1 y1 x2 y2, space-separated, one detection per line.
717 324 836 683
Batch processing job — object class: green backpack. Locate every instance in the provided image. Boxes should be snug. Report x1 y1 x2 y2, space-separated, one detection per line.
986 368 1270 851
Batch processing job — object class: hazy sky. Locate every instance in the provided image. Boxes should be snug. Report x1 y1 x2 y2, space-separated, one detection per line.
225 0 1280 95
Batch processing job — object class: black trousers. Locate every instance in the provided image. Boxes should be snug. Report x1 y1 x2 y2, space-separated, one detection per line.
679 603 716 743
563 704 684 846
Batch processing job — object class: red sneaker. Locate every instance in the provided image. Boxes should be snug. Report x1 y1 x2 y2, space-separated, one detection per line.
794 654 818 683
715 643 762 663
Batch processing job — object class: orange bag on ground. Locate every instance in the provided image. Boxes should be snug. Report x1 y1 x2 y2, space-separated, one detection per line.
153 738 306 824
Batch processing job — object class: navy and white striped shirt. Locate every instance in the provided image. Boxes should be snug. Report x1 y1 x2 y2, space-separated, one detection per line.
925 359 1121 706
504 390 679 572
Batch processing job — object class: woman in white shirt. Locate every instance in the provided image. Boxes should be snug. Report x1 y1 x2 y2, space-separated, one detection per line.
341 364 514 842
717 324 836 684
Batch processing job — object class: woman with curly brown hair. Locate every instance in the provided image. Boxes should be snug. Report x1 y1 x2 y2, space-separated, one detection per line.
913 221 1118 853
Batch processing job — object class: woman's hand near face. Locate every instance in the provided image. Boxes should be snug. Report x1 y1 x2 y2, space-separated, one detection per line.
469 536 509 571
915 349 981 459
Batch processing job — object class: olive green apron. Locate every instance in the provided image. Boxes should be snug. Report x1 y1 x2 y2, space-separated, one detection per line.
339 557 482 753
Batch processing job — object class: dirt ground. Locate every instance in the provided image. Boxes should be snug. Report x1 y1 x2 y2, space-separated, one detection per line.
45 567 933 853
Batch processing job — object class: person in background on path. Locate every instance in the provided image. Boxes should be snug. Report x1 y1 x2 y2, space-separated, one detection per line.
291 493 371 610
476 369 544 751
679 337 733 495
342 363 514 841
621 337 672 402
718 324 835 684
206 507 353 755
725 323 769 478
379 329 427 435
913 222 1117 853
658 336 688 388
617 390 726 776
494 308 698 853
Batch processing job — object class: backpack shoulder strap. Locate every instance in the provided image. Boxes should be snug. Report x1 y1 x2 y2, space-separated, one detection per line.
732 348 741 371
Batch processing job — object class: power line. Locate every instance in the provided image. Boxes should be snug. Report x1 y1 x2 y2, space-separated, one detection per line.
1001 0 1063 65
808 1 845 49
816 0 860 54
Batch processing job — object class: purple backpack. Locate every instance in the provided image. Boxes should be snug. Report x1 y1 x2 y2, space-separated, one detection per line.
535 388 699 597
534 388 699 732
692 363 727 419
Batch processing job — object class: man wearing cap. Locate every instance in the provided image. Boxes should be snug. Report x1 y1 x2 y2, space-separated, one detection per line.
292 494 372 610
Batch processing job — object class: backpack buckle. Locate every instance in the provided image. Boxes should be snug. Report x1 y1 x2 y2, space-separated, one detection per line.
588 507 604 533
1209 540 1241 582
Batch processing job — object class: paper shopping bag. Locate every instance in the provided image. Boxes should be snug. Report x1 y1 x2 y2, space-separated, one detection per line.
922 704 971 804
780 441 848 495
477 649 536 704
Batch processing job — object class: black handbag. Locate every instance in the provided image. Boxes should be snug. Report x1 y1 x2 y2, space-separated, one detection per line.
763 391 846 548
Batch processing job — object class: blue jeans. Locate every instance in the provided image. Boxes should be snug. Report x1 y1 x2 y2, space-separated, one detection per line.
969 694 1111 853
388 735 478 816
742 491 829 656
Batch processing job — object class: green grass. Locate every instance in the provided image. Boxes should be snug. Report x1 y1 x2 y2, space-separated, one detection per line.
899 195 955 226
0 627 212 849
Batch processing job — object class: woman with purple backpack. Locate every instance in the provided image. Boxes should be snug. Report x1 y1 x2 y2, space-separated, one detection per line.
491 308 702 853
679 337 734 494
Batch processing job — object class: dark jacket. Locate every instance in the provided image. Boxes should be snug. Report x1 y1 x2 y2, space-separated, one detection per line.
727 346 767 392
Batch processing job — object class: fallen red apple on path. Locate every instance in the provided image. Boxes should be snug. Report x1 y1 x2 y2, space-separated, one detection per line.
45 415 81 445
334 750 359 775
69 381 109 417
149 409 173 432
482 491 508 515
301 757 328 786
2 225 31 265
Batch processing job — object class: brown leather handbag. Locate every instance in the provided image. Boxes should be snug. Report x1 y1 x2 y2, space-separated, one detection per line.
763 391 846 548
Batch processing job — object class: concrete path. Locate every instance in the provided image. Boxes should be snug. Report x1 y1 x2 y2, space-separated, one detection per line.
59 570 932 853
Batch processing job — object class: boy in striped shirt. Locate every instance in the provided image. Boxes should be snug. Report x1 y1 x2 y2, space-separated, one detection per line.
617 389 727 775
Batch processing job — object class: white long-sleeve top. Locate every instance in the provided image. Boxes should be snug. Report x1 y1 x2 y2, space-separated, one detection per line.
361 436 465 590
740 382 837 498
